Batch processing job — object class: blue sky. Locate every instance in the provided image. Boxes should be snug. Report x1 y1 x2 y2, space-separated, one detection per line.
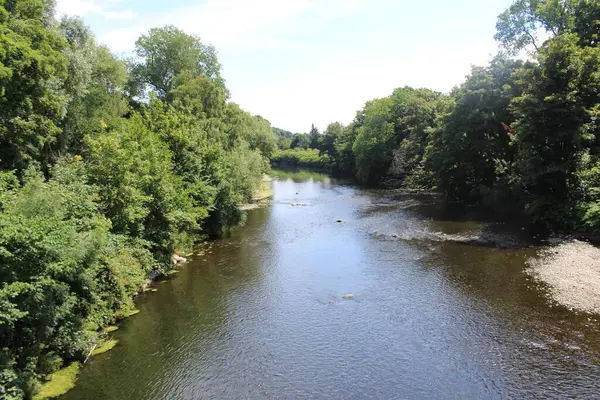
56 0 515 133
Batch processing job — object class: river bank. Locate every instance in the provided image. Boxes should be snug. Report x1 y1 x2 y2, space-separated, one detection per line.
528 240 600 314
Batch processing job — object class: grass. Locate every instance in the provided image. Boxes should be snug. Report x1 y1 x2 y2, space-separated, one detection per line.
34 362 80 399
115 308 140 319
270 169 329 181
91 339 119 356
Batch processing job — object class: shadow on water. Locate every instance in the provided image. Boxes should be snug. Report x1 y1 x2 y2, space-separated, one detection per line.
361 190 545 249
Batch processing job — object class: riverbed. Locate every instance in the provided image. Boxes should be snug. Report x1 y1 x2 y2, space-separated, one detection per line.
62 170 600 399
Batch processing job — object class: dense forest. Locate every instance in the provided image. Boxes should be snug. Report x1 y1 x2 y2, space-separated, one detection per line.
0 0 277 398
274 0 600 233
0 0 599 398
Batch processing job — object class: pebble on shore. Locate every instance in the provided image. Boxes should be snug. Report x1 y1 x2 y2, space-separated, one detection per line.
527 240 600 314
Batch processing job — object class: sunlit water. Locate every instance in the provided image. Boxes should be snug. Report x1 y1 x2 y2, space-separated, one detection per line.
63 171 600 399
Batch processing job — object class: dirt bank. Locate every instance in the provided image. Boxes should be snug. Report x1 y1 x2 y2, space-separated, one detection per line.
528 240 600 314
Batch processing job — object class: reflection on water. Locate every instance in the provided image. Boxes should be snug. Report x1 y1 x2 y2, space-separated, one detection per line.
63 172 600 399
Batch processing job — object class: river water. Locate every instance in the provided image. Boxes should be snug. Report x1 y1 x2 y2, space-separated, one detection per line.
63 171 600 399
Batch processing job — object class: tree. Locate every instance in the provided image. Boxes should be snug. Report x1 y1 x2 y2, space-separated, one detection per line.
129 25 225 100
290 133 310 149
86 114 200 261
352 97 395 185
387 87 447 183
273 127 294 149
495 0 544 53
427 57 524 202
511 33 600 226
0 0 68 172
0 160 153 398
309 124 321 149
320 122 344 158
495 0 598 54
573 0 600 47
58 16 129 154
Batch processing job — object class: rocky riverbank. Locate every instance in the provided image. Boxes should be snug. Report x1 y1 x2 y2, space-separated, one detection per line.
528 240 600 314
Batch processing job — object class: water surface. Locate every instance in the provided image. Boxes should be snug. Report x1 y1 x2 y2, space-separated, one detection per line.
63 171 600 399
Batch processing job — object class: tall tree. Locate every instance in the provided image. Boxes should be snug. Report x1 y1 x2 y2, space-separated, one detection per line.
58 16 129 154
129 25 225 100
427 57 525 201
309 124 321 149
511 33 600 226
0 0 68 172
495 0 598 54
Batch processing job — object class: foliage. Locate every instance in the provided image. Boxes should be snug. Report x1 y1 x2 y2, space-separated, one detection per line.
85 114 200 261
0 3 275 396
426 57 524 201
129 25 226 99
0 0 68 172
511 33 600 227
0 160 153 397
351 87 446 186
270 148 330 170
273 127 294 149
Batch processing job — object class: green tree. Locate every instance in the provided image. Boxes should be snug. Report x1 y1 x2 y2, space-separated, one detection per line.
495 0 598 54
511 33 600 226
427 57 524 202
352 97 394 185
290 133 310 149
59 16 129 154
0 0 68 172
86 114 200 261
308 124 321 149
320 122 344 158
129 25 225 100
0 160 153 398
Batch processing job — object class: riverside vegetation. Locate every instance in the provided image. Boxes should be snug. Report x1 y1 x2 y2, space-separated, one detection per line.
0 1 277 398
1 0 600 399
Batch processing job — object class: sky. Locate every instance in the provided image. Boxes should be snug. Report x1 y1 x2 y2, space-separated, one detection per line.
55 0 515 133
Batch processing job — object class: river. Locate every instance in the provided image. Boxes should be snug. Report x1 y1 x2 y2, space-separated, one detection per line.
63 170 600 399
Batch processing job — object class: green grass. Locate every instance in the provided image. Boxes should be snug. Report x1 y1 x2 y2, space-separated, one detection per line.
115 308 140 319
34 363 80 399
91 339 119 356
